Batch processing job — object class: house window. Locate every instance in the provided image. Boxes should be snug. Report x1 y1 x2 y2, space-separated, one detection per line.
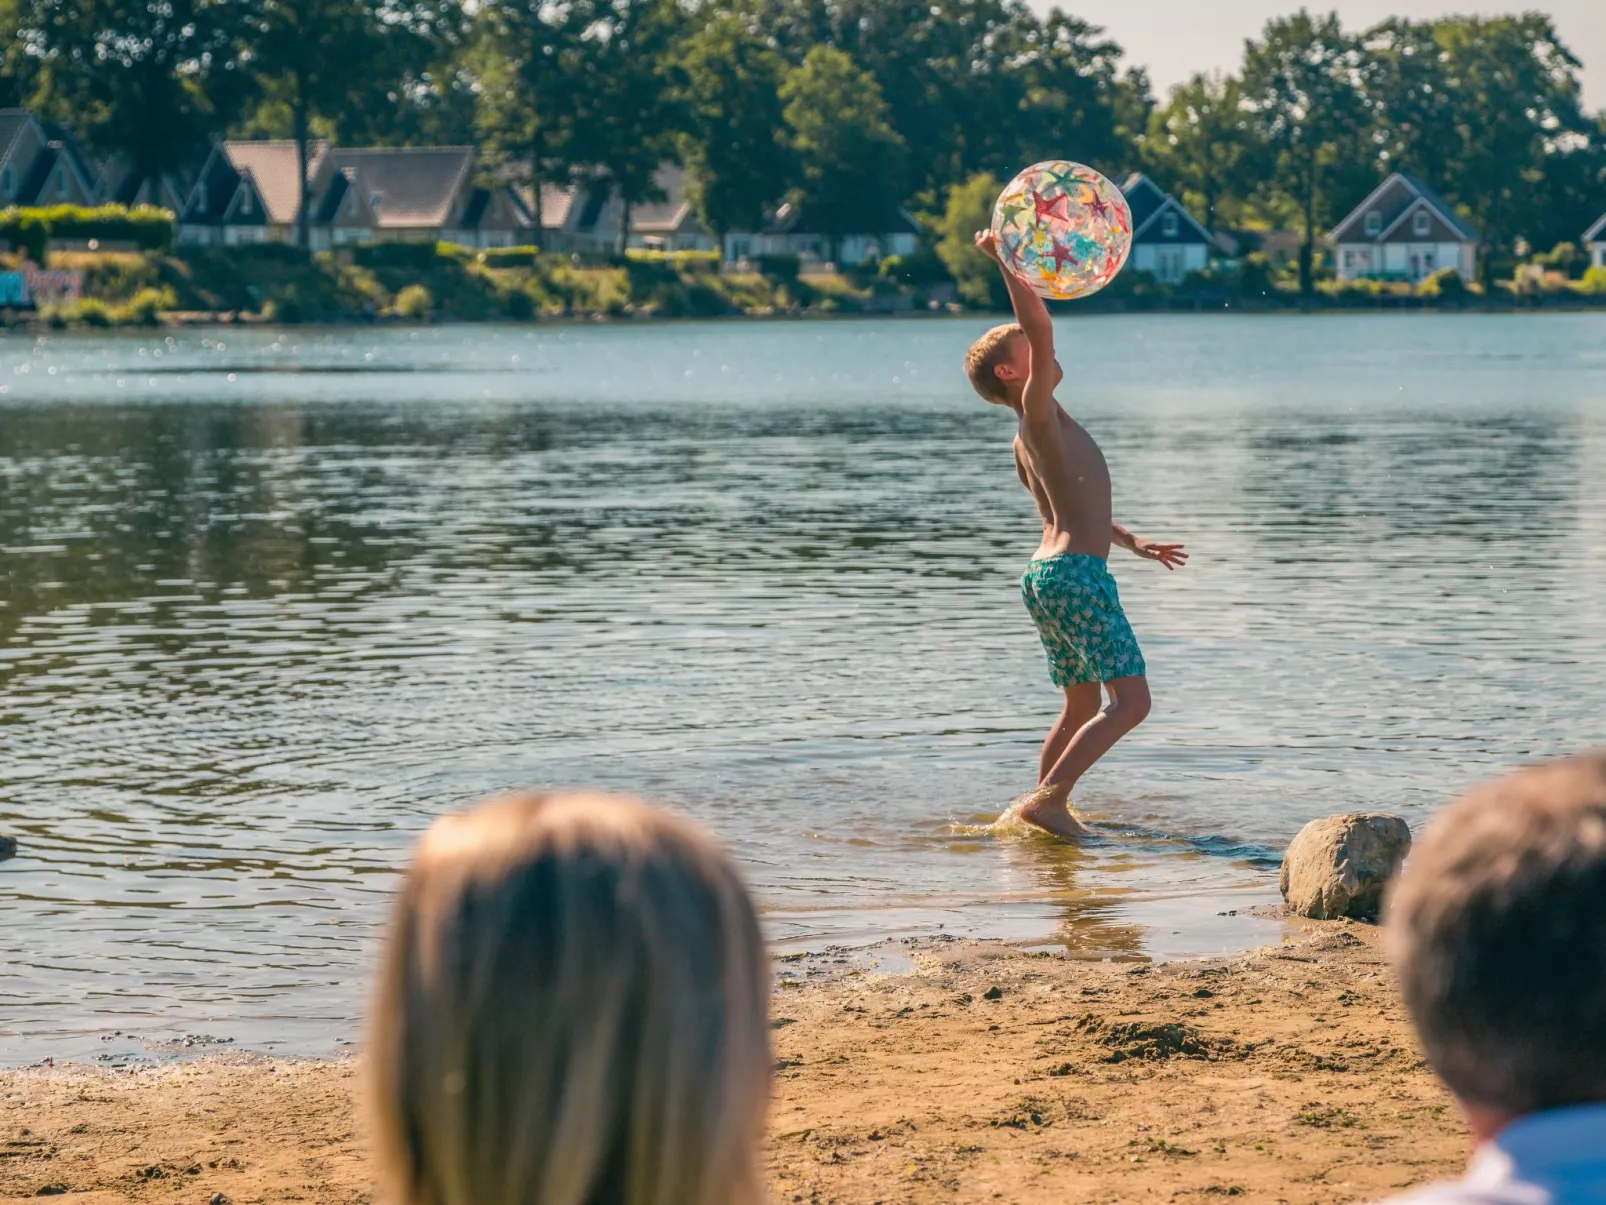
347 191 357 217
197 182 209 214
1 166 11 195
1413 210 1430 237
241 188 253 216
57 169 68 198
1365 210 1382 236
1161 209 1179 237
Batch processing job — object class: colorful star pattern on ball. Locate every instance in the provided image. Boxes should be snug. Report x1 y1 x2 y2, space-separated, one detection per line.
991 160 1132 301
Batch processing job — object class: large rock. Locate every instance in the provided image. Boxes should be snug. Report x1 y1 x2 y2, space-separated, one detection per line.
1279 813 1411 921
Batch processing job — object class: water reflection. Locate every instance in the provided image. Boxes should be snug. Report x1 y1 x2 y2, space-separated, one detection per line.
2 314 1605 1060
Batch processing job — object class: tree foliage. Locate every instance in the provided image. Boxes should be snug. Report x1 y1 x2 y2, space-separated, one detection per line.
780 46 907 258
0 0 1602 279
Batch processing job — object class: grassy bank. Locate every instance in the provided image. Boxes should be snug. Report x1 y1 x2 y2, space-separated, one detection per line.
7 245 1606 330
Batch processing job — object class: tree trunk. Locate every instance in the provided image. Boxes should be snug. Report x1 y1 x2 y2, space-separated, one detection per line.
617 196 632 257
294 71 311 253
1299 168 1316 298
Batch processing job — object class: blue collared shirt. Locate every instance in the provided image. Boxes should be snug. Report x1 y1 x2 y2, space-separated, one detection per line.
1384 1104 1606 1204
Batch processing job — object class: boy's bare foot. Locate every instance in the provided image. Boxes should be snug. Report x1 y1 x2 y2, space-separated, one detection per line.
1018 782 1091 840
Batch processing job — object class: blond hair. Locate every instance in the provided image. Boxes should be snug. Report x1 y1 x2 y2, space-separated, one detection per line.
367 792 771 1205
1385 753 1606 1114
963 322 1022 403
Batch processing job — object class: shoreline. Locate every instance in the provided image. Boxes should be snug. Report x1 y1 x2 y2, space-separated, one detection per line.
8 299 1606 336
0 922 1468 1204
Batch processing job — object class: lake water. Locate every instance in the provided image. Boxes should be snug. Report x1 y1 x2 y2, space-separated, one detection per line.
2 314 1605 1063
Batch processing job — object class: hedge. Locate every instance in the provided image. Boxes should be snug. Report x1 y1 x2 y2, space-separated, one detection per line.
352 242 440 269
0 205 175 256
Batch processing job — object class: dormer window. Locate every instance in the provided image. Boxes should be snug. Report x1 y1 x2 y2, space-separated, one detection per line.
1365 210 1382 236
241 188 253 216
369 193 382 213
197 182 209 213
1161 209 1179 237
1413 209 1430 236
56 169 68 198
1 166 12 195
347 190 358 217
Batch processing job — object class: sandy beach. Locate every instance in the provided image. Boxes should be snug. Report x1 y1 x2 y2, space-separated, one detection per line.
0 919 1469 1205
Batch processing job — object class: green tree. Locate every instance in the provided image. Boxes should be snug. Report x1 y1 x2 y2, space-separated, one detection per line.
240 0 385 249
571 0 688 255
1403 16 1582 289
676 9 791 245
13 0 242 195
934 171 1004 307
1241 10 1368 296
469 0 585 247
1146 72 1258 230
780 45 907 262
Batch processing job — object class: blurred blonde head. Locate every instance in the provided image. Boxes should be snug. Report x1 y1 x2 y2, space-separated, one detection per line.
367 792 771 1205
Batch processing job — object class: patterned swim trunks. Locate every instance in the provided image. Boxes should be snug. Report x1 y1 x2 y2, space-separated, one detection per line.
1020 553 1146 687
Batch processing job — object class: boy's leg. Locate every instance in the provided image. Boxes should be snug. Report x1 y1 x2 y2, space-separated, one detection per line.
1039 682 1103 784
1021 675 1151 835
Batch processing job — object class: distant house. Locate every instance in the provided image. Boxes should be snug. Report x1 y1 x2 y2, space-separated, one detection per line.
1329 172 1478 283
91 152 197 212
178 141 528 249
1586 213 1606 270
534 165 715 253
723 203 921 266
1119 174 1213 284
0 109 97 209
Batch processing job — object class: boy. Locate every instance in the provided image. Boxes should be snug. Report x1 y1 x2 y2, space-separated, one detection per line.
965 230 1186 839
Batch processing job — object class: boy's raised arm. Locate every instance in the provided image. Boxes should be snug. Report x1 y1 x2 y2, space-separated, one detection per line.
975 231 1056 424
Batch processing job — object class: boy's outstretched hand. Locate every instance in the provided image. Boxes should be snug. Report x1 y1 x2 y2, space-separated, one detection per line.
1134 540 1189 571
974 230 1000 261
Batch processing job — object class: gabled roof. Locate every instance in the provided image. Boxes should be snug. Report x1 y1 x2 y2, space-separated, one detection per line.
1119 173 1169 231
0 109 37 165
532 182 576 228
1119 172 1213 245
1393 171 1477 240
328 147 471 228
15 145 57 204
221 140 330 224
1585 212 1606 244
1330 171 1477 245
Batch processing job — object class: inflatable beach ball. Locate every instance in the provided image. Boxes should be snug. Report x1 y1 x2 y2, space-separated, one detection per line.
991 161 1132 301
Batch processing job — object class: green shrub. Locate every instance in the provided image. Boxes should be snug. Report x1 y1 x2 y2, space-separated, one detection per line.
116 286 173 325
1581 265 1606 295
0 211 47 262
394 283 434 320
878 250 951 287
624 248 720 273
755 253 801 282
264 290 304 323
480 246 541 269
0 204 174 253
75 298 112 327
1531 241 1588 279
1418 267 1468 300
354 242 439 270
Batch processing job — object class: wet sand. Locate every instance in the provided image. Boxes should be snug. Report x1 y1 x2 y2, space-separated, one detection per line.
0 921 1467 1204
